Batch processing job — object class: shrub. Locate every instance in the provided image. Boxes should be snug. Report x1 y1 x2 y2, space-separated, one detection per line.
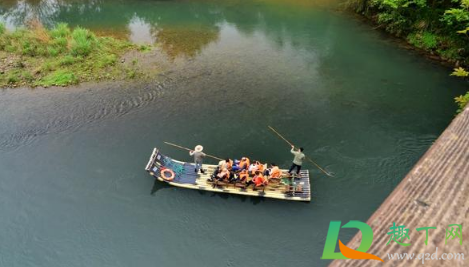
407 32 438 50
27 19 50 43
51 37 68 52
70 27 95 57
50 23 70 39
21 40 38 56
455 92 469 113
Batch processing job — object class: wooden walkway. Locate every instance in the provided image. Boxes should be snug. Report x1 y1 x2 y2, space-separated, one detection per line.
330 105 469 267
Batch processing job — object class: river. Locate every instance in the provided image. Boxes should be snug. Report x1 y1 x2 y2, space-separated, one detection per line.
0 0 467 266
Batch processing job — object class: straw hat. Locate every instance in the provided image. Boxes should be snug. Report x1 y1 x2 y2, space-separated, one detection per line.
195 145 204 152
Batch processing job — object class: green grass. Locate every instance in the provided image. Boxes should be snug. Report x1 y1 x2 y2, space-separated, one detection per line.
39 70 78 86
407 32 439 50
70 27 95 57
0 22 148 87
0 23 5 35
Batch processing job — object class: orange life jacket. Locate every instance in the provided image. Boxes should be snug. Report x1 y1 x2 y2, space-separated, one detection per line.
253 174 265 186
239 170 249 181
256 162 265 172
239 157 250 169
270 166 281 178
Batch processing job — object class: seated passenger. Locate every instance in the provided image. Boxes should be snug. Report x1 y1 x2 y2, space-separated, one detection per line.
234 157 250 171
246 171 266 188
216 168 230 181
220 158 233 171
237 169 249 183
253 171 267 187
255 161 265 174
248 162 258 175
208 160 224 182
265 163 281 179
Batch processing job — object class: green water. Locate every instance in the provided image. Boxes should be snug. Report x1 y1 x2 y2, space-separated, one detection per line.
0 0 467 266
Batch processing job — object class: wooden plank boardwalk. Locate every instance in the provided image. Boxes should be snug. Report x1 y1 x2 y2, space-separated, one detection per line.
330 106 469 266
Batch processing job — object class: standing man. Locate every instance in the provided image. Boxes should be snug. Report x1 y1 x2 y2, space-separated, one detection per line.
189 145 206 174
288 145 305 176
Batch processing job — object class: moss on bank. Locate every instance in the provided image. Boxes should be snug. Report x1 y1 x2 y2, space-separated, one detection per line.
0 21 151 87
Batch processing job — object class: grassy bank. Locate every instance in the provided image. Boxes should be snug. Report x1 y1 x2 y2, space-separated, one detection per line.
346 0 469 112
0 21 150 87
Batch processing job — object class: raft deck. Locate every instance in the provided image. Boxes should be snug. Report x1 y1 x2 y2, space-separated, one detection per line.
145 148 311 201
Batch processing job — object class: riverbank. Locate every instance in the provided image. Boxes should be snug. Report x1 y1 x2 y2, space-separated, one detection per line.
330 105 469 267
345 0 469 66
345 0 469 112
0 21 155 88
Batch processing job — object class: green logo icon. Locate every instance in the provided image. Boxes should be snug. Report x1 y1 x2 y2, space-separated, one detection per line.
322 221 383 262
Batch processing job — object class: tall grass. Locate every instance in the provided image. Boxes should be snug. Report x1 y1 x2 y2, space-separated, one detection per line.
0 20 138 87
0 23 5 35
70 27 95 57
50 23 70 39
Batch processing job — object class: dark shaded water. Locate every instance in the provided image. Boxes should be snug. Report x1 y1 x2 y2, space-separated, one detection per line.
0 0 467 266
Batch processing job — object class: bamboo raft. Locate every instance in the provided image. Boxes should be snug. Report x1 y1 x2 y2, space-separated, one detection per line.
145 148 311 201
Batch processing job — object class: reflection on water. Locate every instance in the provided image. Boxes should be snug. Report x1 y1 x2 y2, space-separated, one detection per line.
0 0 339 59
157 25 220 60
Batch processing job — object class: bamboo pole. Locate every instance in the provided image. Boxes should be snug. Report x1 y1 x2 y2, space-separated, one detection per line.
267 126 334 177
164 142 224 161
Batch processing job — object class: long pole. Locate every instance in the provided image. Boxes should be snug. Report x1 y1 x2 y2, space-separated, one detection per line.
267 126 334 177
164 142 224 161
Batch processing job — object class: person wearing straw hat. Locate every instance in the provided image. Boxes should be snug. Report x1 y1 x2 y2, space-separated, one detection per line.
189 145 206 174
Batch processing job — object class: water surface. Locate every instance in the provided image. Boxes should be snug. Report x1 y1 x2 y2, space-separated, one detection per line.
0 0 467 266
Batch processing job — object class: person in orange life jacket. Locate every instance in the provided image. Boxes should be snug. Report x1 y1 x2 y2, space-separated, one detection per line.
255 161 265 173
246 171 266 188
234 169 249 183
248 161 264 175
232 157 250 172
264 163 281 179
288 145 305 176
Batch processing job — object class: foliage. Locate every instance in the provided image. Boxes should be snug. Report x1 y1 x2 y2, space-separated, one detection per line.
454 92 469 113
70 27 95 57
407 31 438 50
0 22 147 87
451 67 469 113
451 67 469 77
49 23 70 39
39 70 78 86
348 0 469 113
348 0 469 64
